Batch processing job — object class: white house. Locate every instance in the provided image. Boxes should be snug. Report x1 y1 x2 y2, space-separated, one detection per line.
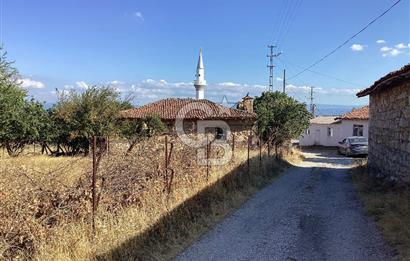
299 106 369 147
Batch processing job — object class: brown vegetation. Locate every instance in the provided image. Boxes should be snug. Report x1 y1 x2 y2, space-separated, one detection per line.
351 164 410 261
1 136 288 260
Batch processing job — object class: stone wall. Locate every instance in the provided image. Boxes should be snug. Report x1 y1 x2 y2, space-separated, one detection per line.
368 80 410 183
165 119 255 148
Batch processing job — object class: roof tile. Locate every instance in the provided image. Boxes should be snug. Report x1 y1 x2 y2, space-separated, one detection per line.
337 106 369 120
120 98 256 120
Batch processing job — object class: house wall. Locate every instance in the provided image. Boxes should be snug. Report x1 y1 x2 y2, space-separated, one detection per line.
299 120 369 147
368 81 410 183
166 119 254 147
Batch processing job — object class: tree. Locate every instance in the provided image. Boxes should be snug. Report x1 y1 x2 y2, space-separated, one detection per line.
52 86 130 155
254 91 311 156
0 49 47 156
120 115 166 154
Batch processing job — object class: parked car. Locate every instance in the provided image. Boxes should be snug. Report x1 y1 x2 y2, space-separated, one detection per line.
338 136 368 156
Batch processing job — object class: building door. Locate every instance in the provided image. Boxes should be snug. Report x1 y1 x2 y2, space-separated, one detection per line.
314 129 321 145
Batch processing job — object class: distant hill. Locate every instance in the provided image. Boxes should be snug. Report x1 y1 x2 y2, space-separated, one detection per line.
314 104 364 116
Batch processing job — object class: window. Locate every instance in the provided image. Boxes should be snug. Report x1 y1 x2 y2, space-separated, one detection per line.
353 124 364 136
305 129 310 135
327 127 333 137
215 127 226 140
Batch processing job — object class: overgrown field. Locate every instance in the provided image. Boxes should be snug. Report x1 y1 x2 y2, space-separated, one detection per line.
1 136 288 260
352 165 410 261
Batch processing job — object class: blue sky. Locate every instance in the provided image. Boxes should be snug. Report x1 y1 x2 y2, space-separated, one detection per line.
3 0 410 106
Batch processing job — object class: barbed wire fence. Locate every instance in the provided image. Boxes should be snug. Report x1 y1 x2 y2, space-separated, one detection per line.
0 132 277 259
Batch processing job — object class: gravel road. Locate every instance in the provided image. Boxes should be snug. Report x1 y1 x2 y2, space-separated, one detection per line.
175 149 395 261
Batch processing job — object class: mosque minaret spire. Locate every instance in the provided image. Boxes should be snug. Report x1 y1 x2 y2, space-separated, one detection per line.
194 48 206 100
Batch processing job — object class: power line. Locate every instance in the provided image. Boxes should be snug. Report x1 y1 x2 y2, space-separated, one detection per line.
278 56 365 87
288 0 403 80
271 0 292 44
275 0 303 47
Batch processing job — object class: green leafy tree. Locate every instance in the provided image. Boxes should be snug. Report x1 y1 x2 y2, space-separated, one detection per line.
121 115 166 153
254 91 311 156
52 86 130 155
0 49 48 156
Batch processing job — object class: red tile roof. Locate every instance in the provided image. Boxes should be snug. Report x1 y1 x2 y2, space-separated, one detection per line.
120 98 256 120
357 64 410 97
336 106 369 120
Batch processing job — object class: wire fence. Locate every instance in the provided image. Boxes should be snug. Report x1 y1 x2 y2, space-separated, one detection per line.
0 132 277 260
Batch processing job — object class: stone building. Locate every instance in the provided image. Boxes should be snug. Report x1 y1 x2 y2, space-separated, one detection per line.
357 64 410 183
121 49 256 144
121 97 256 143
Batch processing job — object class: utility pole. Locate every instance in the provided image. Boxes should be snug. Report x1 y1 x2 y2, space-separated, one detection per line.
282 69 286 93
267 45 281 92
309 86 316 117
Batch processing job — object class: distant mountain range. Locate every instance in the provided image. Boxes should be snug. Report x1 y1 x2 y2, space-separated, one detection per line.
314 104 364 116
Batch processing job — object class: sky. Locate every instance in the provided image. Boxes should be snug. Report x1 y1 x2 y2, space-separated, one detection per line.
2 0 410 107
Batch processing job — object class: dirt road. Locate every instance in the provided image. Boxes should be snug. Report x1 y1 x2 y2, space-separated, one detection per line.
176 149 394 261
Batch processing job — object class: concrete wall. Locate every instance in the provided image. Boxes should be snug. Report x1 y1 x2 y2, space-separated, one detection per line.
299 120 369 147
368 81 410 183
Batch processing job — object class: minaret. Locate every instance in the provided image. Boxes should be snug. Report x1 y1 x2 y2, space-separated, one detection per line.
194 48 206 99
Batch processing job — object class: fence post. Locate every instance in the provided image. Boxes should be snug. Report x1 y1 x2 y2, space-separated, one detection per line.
92 136 97 234
165 135 168 174
106 136 110 155
259 135 262 168
232 133 235 158
206 134 209 180
247 135 251 173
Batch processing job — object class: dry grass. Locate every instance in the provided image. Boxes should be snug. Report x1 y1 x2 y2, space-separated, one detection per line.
351 165 410 261
282 147 304 165
1 138 287 260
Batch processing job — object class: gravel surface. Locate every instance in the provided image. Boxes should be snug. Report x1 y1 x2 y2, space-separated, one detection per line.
175 149 395 261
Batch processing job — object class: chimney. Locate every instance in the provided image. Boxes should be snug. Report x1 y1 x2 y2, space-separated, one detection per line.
241 94 254 113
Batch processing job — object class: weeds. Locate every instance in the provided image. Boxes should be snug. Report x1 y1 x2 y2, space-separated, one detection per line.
0 136 288 260
351 165 410 260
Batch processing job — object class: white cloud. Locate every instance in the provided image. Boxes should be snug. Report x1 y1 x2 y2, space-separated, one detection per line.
218 82 243 87
395 43 408 49
109 80 124 85
75 81 89 89
134 11 144 21
376 40 386 44
276 77 283 81
350 44 365 51
379 42 409 57
380 46 392 52
382 48 402 58
286 84 360 95
389 49 401 56
19 78 45 89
